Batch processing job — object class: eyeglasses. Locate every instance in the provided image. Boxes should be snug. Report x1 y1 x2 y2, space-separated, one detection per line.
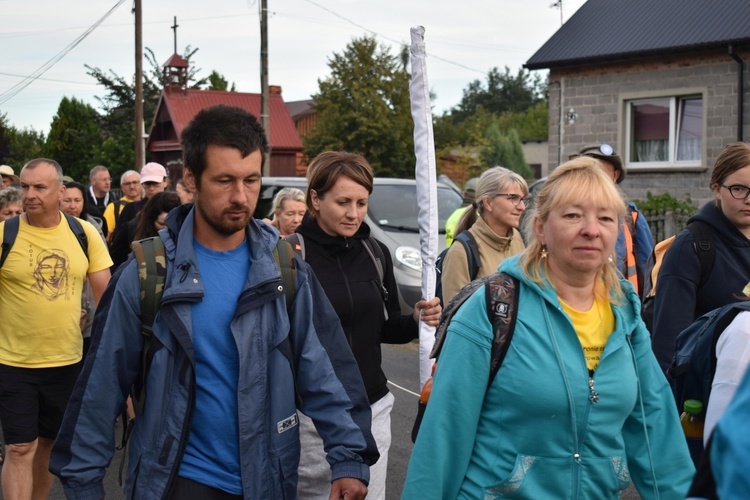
121 181 140 187
721 184 750 200
493 193 530 206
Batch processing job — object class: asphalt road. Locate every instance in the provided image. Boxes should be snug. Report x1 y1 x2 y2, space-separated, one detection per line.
2 341 640 499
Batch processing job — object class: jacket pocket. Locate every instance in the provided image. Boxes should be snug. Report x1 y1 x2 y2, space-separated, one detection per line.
271 439 299 500
483 454 629 498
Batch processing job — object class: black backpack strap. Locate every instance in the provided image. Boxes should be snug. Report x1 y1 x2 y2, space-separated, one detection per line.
455 231 481 281
63 212 89 260
361 237 390 320
485 272 519 386
686 220 715 288
1 214 88 269
112 199 122 227
0 215 20 269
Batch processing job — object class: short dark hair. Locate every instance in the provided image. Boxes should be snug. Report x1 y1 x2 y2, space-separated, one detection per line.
180 105 269 187
22 158 63 186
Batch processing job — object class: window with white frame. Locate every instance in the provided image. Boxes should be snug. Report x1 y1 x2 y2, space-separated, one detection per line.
625 95 703 167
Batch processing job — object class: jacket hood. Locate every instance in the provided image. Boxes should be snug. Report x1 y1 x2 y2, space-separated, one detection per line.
297 216 372 255
498 254 642 334
689 201 750 248
159 204 283 300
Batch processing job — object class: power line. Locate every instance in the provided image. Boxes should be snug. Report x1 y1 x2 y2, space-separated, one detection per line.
301 0 486 75
0 0 127 106
0 71 98 86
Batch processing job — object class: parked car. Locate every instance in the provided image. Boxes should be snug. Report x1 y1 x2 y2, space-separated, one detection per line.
257 177 464 314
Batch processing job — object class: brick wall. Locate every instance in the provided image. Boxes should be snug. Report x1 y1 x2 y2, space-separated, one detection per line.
545 48 750 206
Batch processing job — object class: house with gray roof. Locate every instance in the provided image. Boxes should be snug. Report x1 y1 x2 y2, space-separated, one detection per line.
525 0 750 204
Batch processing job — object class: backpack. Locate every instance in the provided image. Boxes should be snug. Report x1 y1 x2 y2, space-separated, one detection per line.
641 220 714 332
434 230 480 305
1 213 89 268
411 271 519 442
666 300 750 463
285 232 390 320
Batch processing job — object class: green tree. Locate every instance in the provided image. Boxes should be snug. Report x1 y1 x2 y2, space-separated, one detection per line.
44 97 102 181
305 36 414 177
207 71 236 91
480 126 532 179
451 66 546 123
0 113 46 167
495 101 549 141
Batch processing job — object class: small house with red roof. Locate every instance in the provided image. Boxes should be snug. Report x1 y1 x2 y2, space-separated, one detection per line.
147 55 303 181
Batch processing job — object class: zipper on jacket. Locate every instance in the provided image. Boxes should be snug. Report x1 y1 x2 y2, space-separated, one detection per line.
336 255 355 348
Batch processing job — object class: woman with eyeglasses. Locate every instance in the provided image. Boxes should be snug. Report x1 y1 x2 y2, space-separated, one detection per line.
439 166 528 303
652 142 750 372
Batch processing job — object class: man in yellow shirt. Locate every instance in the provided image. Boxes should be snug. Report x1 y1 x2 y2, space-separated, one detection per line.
0 159 113 499
103 169 141 243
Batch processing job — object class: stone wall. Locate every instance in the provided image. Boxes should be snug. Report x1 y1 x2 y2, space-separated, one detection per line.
544 47 750 207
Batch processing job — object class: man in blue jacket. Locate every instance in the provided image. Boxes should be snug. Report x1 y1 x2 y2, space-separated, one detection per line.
50 105 378 499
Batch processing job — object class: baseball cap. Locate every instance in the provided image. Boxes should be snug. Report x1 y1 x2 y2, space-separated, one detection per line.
140 162 167 184
0 165 19 184
569 144 625 184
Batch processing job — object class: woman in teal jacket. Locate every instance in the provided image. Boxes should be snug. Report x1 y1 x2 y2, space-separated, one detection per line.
403 158 694 499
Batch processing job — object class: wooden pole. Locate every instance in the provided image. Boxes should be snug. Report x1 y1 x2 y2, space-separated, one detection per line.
260 0 271 176
134 0 144 172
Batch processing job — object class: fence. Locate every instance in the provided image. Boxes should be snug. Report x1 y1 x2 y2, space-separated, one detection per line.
643 208 694 242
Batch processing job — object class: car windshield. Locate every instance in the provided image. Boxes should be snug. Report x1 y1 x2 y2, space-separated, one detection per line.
368 184 462 232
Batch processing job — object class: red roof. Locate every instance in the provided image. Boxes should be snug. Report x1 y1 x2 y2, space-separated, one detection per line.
152 89 303 150
163 54 189 68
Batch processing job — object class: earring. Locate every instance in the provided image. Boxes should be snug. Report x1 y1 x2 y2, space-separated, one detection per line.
540 245 548 259
608 254 614 263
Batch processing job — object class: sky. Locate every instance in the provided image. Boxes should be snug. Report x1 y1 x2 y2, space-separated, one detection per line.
0 0 587 134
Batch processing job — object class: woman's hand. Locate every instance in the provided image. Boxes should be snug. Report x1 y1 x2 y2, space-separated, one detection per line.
413 297 442 326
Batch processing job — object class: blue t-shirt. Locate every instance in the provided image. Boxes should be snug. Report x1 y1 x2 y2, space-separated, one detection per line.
178 238 250 494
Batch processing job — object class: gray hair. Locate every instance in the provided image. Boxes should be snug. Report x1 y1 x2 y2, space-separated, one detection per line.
120 169 140 184
269 187 305 217
0 187 21 209
22 158 63 187
89 165 109 181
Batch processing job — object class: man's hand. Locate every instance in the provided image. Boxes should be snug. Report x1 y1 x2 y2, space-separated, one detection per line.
329 478 367 500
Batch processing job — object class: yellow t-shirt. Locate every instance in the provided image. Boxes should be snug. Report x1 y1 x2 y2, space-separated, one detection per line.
0 214 113 368
560 296 615 372
103 196 134 238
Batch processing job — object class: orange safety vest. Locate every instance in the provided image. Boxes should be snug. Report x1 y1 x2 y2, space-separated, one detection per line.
622 211 639 293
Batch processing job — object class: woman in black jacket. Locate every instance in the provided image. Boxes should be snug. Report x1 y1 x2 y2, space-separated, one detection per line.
652 142 750 371
294 151 441 500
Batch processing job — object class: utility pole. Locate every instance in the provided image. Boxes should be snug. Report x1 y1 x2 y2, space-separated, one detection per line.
260 0 271 176
134 0 144 171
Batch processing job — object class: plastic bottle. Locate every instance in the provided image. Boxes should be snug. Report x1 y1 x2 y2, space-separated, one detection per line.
680 399 704 439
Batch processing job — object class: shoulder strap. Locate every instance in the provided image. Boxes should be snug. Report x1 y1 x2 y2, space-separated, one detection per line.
113 199 122 226
129 236 166 418
1 214 88 269
0 215 20 269
273 238 297 309
285 232 305 260
455 231 480 281
686 220 715 287
485 272 519 386
63 212 89 261
431 271 519 390
361 236 389 320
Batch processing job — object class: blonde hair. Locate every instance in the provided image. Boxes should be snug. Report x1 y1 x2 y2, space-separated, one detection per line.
269 187 305 217
455 166 528 236
520 157 628 301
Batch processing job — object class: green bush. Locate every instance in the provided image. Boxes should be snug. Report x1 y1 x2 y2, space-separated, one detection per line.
634 191 697 214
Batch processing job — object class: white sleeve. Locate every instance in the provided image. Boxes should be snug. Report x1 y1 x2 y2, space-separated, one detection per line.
704 310 750 444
